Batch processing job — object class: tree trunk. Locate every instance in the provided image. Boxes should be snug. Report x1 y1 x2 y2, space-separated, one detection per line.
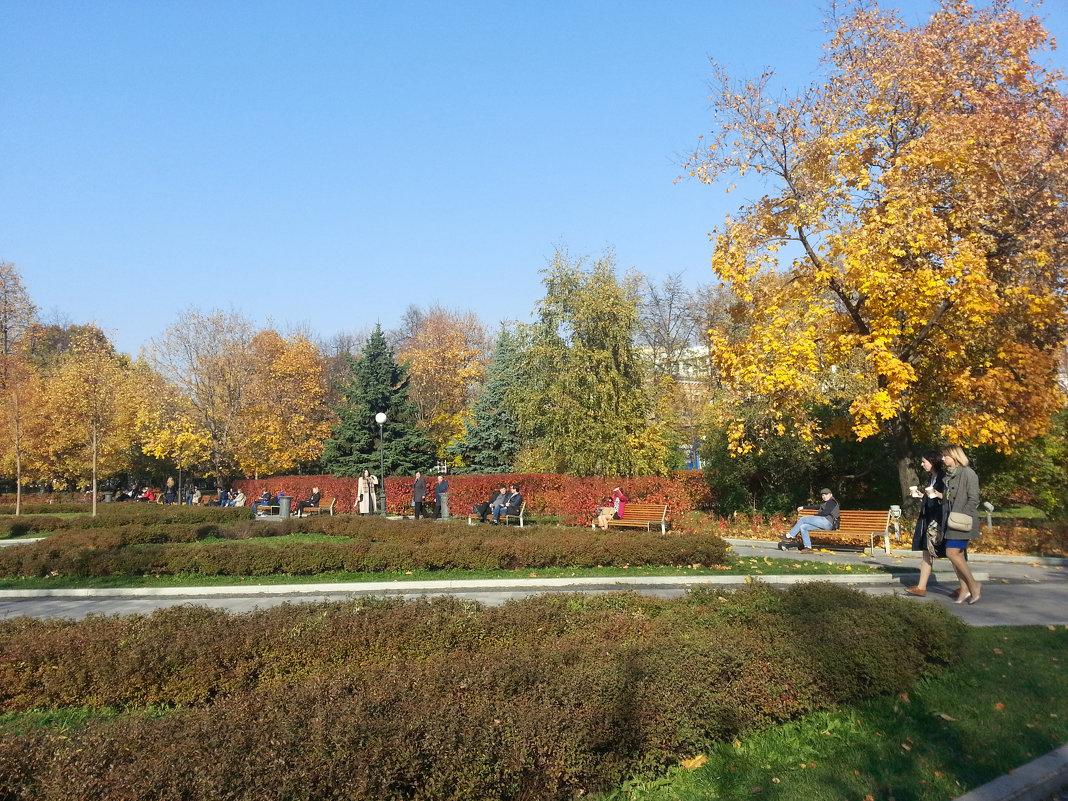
889 414 919 509
91 423 98 518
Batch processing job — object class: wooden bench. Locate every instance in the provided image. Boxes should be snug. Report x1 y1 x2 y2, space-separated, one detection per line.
300 498 335 517
604 503 669 534
469 502 526 527
498 501 525 527
796 508 893 554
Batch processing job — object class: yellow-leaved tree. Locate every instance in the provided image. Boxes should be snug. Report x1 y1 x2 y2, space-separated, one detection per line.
233 330 336 478
38 332 138 515
684 0 1068 496
134 363 213 491
393 306 492 458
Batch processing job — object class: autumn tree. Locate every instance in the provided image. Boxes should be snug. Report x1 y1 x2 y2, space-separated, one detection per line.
321 325 435 478
149 309 255 482
234 330 337 477
447 326 521 473
684 0 1068 499
392 305 492 456
0 263 39 512
513 249 669 477
0 354 44 514
38 332 137 515
134 364 213 493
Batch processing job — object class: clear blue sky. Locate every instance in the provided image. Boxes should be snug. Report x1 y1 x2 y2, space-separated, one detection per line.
3 1 1066 356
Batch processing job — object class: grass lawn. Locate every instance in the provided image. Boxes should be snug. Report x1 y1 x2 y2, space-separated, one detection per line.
602 625 1068 801
0 552 914 590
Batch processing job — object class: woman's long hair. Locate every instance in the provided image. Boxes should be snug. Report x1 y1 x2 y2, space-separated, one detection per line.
922 450 945 477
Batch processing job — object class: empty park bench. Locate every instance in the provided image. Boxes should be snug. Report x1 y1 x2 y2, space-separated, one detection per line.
604 503 669 534
795 508 894 554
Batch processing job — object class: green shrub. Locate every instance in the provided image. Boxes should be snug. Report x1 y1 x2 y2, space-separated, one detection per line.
0 586 964 800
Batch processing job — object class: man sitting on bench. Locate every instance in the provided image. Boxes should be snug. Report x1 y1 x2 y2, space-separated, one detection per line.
779 488 839 554
473 485 508 523
492 484 523 524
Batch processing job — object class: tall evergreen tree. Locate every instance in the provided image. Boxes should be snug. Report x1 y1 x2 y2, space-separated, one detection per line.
447 327 520 473
513 249 669 477
321 325 435 477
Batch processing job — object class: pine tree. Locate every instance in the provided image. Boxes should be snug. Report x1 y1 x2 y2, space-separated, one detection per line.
448 327 520 473
321 325 435 477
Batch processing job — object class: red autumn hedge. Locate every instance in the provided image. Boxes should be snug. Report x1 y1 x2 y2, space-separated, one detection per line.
231 471 713 526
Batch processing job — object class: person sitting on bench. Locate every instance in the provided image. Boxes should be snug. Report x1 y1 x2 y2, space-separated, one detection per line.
492 484 523 524
295 487 320 517
473 485 508 523
780 488 839 554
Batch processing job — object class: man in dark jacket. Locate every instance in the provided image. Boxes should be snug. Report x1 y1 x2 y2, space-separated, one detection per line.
473 485 508 523
433 474 450 520
492 485 523 524
779 488 839 554
412 471 427 519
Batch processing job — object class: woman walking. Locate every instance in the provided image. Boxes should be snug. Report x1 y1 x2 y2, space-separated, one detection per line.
905 451 946 596
941 444 983 604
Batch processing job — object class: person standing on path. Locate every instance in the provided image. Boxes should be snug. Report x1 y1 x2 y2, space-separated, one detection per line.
941 444 983 604
433 474 450 520
356 470 378 515
412 471 427 519
906 451 947 596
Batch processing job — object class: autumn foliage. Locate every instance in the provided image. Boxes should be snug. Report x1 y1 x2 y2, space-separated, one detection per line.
685 0 1068 496
233 471 712 524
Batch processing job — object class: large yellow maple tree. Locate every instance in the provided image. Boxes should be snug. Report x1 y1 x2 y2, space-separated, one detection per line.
685 0 1068 494
233 330 336 478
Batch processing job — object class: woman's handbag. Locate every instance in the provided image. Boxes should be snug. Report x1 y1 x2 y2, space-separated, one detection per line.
946 511 972 532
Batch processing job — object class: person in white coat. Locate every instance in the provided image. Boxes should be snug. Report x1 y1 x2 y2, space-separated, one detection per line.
355 470 379 515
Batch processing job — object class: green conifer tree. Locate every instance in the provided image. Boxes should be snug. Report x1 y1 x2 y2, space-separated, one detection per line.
447 327 520 473
321 325 435 478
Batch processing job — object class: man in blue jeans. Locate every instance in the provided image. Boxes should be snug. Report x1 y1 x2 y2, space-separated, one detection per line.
780 488 839 554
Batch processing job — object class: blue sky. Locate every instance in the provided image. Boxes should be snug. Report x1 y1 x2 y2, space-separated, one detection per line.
3 1 1066 356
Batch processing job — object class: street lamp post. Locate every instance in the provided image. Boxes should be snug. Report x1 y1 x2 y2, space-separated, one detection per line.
375 412 387 516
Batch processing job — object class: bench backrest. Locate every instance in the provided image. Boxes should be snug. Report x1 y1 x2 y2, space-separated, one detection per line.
621 503 668 522
799 509 890 531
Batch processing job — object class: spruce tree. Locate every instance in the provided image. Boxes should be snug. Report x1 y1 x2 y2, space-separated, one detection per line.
448 327 520 473
321 325 436 477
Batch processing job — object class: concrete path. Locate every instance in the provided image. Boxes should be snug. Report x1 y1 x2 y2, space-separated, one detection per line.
0 537 1062 625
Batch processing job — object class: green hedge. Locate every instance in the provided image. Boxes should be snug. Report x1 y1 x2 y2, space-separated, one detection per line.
0 517 730 577
0 584 964 800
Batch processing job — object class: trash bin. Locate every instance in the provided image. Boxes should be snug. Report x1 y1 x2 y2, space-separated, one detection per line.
103 492 114 503
279 496 292 519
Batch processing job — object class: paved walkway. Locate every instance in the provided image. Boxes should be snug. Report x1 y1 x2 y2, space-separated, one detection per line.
0 537 1063 625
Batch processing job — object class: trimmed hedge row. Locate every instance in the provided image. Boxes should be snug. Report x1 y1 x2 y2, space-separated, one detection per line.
232 471 713 525
0 505 253 539
0 585 964 800
0 519 730 577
